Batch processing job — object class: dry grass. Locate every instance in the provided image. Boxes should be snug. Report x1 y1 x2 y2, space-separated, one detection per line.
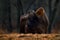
0 34 60 40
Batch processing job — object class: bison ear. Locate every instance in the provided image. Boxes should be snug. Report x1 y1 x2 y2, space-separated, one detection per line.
36 7 45 16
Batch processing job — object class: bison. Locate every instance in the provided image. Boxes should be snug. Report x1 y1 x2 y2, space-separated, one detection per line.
20 7 49 34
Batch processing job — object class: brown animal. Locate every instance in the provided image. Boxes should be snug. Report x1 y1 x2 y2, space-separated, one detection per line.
20 7 49 34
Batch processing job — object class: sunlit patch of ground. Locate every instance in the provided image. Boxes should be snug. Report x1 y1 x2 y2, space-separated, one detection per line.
0 34 60 40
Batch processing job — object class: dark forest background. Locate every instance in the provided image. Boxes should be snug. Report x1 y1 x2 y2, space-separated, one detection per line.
0 0 60 34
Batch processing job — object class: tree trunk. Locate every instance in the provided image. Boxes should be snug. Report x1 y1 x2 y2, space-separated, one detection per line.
17 0 23 33
7 0 12 33
48 0 59 33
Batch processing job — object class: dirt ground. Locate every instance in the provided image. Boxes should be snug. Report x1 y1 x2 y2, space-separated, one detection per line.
0 34 60 40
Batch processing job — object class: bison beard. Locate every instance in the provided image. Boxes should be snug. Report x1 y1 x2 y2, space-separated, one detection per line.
20 7 49 34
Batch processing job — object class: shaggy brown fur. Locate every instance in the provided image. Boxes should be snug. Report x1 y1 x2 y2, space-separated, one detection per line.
20 7 49 34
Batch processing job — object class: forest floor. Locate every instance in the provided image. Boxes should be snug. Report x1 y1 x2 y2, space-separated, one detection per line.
0 33 60 40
